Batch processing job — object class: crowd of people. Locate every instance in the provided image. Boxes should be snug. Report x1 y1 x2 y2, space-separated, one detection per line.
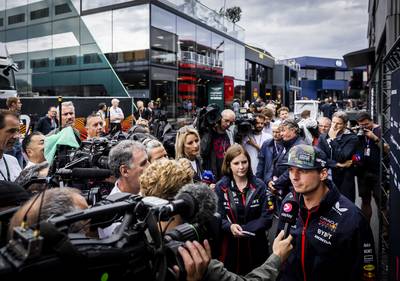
0 96 381 281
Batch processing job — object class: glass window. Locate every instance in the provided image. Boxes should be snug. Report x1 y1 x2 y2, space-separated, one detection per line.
211 32 224 71
6 27 28 55
83 53 102 64
151 67 177 118
151 27 177 66
51 71 79 96
150 5 176 66
151 5 176 33
82 0 134 11
54 3 71 15
233 79 245 104
116 68 149 98
196 26 211 67
80 69 113 96
6 0 27 10
80 43 108 69
8 13 25 25
55 55 77 66
81 10 112 53
177 16 195 56
15 73 31 94
235 43 245 81
0 18 3 26
223 38 235 77
53 0 79 19
30 58 49 68
30 7 49 20
52 17 79 49
113 5 149 53
27 23 51 53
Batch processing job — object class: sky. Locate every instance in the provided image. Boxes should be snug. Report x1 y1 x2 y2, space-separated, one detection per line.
200 0 369 60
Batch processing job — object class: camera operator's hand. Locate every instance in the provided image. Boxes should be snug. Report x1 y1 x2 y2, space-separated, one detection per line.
273 230 293 263
363 129 379 142
230 224 245 237
174 240 211 281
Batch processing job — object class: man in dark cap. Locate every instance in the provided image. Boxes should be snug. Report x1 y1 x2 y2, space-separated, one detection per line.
268 119 304 201
278 144 377 281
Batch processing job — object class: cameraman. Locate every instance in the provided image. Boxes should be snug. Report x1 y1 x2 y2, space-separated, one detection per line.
99 140 149 239
200 109 235 180
85 113 105 139
242 113 271 174
356 112 380 222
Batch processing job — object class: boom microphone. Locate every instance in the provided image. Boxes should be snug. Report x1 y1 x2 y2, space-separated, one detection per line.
280 200 299 239
56 168 111 179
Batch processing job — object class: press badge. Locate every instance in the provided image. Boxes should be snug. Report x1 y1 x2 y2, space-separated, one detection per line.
364 147 371 157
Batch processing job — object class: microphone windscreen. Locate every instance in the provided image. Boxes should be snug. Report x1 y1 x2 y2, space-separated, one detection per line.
71 168 111 179
175 183 218 224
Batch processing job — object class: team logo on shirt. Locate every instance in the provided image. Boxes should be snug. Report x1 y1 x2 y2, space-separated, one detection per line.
318 216 338 231
332 201 348 215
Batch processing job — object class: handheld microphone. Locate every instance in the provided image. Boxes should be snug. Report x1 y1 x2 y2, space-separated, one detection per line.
280 200 299 239
201 170 215 185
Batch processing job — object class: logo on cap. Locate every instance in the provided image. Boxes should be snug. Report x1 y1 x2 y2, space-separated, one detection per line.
283 202 293 213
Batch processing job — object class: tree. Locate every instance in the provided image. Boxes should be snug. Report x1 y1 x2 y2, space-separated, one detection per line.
224 6 242 24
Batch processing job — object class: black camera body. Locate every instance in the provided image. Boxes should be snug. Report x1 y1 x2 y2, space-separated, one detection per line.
0 194 220 281
195 104 221 134
235 112 255 136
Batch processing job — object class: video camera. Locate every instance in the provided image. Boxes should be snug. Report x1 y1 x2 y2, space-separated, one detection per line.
235 109 255 137
0 189 220 281
195 104 221 134
44 137 122 205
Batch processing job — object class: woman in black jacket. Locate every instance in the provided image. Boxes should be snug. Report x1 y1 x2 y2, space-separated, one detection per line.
215 144 274 275
175 126 203 182
318 111 360 202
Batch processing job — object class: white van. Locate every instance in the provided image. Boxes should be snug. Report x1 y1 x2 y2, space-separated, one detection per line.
294 100 320 120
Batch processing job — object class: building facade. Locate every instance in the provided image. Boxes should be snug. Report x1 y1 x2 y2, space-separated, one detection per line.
2 0 246 118
284 56 366 101
244 45 274 103
273 61 300 110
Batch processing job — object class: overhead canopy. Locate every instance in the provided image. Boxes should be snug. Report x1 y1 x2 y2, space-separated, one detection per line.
343 47 375 69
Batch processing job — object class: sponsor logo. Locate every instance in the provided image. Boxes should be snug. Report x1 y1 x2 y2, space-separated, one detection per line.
283 202 293 213
335 202 348 212
314 234 332 245
363 255 374 263
332 201 348 215
363 264 375 271
318 216 338 231
317 228 333 240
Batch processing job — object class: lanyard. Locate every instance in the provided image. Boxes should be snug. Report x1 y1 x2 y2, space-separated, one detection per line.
0 157 11 181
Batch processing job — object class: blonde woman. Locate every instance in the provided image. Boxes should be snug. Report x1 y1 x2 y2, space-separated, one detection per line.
139 158 194 231
175 126 203 182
